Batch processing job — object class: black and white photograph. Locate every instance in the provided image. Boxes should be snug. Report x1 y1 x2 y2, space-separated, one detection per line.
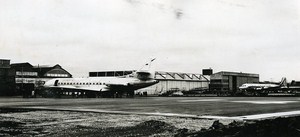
1 0 300 136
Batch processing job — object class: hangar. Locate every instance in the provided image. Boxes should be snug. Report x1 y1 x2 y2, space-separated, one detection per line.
89 70 210 95
10 62 72 97
209 71 259 95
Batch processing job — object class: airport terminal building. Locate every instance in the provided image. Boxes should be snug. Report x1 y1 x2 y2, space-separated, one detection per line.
89 70 210 95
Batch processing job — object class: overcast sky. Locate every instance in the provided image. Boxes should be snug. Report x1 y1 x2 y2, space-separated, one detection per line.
0 0 300 81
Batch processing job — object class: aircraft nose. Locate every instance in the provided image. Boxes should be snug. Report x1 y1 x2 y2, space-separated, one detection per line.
44 80 54 87
43 81 50 87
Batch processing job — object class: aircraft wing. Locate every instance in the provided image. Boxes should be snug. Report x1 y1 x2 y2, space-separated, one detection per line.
106 83 128 87
105 84 130 91
243 86 264 91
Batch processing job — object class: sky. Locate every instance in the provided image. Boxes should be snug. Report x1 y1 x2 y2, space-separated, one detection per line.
0 0 300 82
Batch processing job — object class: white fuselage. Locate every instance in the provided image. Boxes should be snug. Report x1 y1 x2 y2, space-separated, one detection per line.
44 76 159 92
239 83 279 90
239 77 286 91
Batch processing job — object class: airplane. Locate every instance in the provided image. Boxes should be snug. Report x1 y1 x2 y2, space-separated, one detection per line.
239 77 287 91
279 80 300 93
43 60 159 98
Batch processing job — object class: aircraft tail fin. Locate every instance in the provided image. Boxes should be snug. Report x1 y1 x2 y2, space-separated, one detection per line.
279 77 287 87
140 58 156 71
135 58 156 80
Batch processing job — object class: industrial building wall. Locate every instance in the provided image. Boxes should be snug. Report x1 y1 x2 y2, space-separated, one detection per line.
210 73 223 80
228 76 232 91
236 77 259 87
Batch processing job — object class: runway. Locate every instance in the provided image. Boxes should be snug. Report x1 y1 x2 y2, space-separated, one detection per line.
1 96 300 120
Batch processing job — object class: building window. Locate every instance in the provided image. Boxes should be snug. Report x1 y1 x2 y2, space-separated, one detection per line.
46 73 69 77
16 71 38 76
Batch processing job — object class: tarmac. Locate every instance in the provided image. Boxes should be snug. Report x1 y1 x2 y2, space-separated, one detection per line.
1 96 300 119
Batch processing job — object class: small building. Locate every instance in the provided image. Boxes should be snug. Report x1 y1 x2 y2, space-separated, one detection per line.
209 71 259 95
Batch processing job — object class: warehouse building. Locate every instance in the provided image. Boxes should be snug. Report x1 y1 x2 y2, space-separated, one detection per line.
89 70 210 95
209 71 259 95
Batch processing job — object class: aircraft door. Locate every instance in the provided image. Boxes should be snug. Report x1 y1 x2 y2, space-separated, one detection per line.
54 80 59 86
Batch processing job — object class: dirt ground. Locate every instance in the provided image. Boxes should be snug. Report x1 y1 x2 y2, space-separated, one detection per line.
0 108 233 137
2 108 300 137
